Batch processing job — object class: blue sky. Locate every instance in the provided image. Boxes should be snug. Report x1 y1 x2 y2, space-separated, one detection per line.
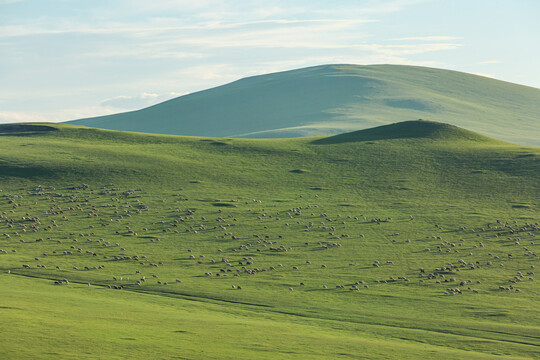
1 0 538 123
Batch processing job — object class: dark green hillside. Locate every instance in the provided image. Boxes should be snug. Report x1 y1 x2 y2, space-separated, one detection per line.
0 121 538 359
68 64 540 146
313 119 492 143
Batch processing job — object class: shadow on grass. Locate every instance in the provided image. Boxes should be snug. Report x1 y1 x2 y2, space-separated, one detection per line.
0 124 59 136
0 164 57 178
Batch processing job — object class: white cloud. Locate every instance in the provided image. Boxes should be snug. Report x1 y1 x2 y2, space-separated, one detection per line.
367 43 461 55
0 18 376 38
171 63 242 83
477 60 500 64
391 36 461 41
1 2 453 66
0 107 119 124
0 111 49 124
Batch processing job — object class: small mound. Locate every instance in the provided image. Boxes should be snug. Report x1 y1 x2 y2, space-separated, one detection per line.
312 120 491 144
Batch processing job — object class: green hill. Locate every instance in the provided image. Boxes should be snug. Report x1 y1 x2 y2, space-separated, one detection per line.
0 121 539 359
313 119 492 143
67 64 540 146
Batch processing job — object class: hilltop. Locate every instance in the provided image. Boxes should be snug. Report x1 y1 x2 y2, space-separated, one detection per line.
67 64 540 146
312 119 493 144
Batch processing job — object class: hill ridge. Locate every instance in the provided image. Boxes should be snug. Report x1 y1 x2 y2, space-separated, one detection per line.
2 119 526 148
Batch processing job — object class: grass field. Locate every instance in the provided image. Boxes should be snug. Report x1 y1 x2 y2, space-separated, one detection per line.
0 121 539 359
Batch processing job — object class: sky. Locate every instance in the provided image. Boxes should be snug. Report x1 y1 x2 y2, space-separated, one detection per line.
1 0 539 124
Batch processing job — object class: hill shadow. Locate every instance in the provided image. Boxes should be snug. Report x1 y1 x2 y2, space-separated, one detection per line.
0 124 58 137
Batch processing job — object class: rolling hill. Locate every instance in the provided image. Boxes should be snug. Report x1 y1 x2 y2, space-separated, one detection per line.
67 64 540 146
0 120 539 359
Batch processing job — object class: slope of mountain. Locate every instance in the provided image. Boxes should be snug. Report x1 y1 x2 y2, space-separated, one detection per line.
67 64 540 146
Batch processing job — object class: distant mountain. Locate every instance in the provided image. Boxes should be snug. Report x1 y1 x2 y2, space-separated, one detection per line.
67 64 540 146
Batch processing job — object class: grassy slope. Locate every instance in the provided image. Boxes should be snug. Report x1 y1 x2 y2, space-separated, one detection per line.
67 64 540 146
0 121 539 359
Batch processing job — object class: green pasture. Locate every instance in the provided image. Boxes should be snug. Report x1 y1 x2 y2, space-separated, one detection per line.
0 121 538 359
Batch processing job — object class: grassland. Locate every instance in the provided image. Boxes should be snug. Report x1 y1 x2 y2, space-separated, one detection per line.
0 121 539 359
68 64 540 146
